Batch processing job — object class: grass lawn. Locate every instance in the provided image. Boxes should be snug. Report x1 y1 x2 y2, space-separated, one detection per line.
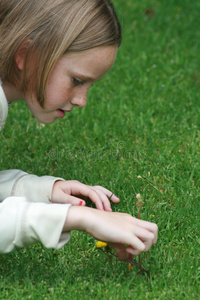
0 0 199 299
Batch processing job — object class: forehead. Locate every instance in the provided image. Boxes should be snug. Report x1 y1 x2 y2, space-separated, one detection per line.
59 45 118 81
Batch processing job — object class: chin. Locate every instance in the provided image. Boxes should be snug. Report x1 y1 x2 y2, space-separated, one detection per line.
36 117 55 125
42 119 55 124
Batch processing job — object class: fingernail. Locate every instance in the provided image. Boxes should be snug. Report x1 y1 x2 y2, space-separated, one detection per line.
79 200 83 206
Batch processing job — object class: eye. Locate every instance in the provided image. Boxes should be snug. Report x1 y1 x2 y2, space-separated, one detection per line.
72 77 84 86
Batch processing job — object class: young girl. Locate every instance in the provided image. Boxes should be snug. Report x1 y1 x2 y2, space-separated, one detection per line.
0 0 158 260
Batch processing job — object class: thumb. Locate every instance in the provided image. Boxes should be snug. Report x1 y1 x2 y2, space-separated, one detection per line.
109 243 127 261
52 192 86 206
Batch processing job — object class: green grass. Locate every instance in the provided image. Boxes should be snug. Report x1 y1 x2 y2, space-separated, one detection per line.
0 0 199 299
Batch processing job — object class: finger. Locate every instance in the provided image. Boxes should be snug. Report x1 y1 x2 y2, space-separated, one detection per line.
134 227 156 252
92 186 120 203
69 183 112 211
126 246 142 256
128 233 146 252
66 195 86 206
64 181 105 210
133 219 158 245
90 187 112 211
55 191 86 206
111 240 145 260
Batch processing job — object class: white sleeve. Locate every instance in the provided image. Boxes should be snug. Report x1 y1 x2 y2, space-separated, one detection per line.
0 196 71 253
0 169 64 203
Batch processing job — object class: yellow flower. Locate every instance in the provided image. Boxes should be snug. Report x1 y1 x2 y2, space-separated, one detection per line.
96 241 108 248
128 263 133 271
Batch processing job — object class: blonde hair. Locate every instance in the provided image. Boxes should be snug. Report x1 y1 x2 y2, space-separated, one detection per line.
0 0 121 106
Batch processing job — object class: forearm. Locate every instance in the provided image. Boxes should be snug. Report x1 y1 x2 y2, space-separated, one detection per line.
0 169 64 203
0 196 71 253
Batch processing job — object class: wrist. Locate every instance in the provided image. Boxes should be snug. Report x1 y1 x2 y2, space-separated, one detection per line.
63 206 88 232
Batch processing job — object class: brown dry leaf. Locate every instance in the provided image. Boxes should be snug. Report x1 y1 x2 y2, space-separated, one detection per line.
144 9 155 20
194 72 199 82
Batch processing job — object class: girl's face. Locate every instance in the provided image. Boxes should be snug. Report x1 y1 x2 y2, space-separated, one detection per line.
25 45 117 124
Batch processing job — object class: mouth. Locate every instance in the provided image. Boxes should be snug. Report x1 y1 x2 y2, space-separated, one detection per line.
57 109 65 118
57 109 72 118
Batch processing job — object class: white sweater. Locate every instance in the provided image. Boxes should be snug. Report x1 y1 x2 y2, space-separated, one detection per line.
0 84 71 253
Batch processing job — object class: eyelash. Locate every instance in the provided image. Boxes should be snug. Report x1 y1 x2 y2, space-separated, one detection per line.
72 77 84 86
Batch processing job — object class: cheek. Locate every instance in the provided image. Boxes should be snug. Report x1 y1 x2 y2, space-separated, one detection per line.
45 81 72 109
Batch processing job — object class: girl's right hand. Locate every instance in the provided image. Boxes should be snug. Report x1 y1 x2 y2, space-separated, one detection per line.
63 206 158 260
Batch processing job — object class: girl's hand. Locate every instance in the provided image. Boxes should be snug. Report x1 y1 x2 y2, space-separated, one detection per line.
51 180 119 211
63 206 158 260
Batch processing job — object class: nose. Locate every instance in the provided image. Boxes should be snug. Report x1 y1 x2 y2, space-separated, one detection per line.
71 91 87 108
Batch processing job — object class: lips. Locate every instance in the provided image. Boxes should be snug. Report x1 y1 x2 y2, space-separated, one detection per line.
57 109 72 118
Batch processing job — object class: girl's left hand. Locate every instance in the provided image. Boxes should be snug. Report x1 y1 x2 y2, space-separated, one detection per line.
51 180 120 211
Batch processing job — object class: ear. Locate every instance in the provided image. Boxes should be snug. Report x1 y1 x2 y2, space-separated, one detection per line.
15 40 32 71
